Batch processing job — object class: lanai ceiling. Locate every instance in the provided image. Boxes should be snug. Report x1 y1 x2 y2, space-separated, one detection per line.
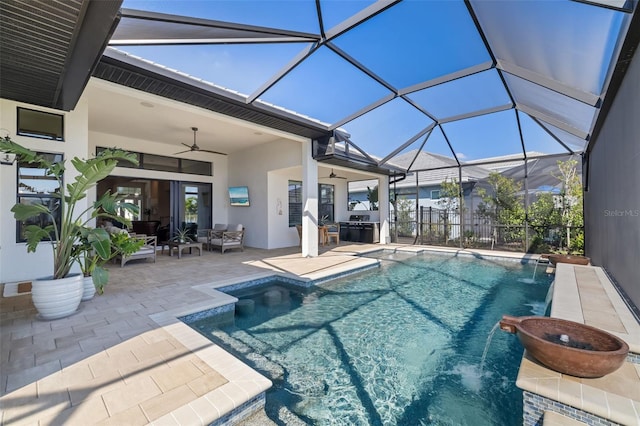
107 0 638 173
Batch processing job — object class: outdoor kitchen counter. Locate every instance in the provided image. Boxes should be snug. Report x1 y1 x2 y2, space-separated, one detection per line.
339 221 380 244
516 263 640 425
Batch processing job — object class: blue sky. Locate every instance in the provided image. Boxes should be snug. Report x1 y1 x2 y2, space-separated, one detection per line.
118 0 625 162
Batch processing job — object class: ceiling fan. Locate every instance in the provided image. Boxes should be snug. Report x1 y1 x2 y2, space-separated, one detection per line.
174 127 227 155
322 169 347 179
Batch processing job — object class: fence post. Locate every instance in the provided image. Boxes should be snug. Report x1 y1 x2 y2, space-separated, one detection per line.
419 206 424 245
428 206 432 243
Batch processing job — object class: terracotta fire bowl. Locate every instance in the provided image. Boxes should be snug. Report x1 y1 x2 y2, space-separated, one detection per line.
500 315 629 378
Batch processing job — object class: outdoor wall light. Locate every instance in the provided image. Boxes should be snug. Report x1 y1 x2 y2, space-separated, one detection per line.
0 152 16 165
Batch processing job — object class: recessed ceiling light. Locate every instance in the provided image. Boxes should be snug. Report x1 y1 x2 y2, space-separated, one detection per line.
140 101 154 108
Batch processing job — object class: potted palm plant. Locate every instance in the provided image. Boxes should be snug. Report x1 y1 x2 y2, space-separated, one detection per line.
0 135 139 319
74 227 143 300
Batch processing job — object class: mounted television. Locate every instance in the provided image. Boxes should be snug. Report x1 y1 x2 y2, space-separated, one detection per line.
228 186 250 207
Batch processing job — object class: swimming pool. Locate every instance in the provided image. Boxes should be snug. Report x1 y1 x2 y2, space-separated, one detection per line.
188 251 553 425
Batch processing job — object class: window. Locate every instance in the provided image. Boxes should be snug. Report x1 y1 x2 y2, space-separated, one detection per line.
288 180 302 227
116 186 142 220
96 148 212 176
143 154 180 172
184 186 199 224
181 159 212 175
431 190 441 200
319 184 334 222
16 152 63 242
17 107 64 141
288 181 335 226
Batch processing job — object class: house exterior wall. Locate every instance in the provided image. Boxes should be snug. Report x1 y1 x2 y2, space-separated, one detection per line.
0 97 90 283
88 130 224 225
228 138 304 249
584 44 640 312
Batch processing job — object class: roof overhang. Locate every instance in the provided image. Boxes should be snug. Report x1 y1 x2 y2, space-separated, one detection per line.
93 48 331 140
0 0 122 111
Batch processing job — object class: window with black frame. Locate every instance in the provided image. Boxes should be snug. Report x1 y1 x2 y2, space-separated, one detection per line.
288 181 335 226
16 152 63 242
288 180 302 227
17 107 64 141
319 184 334 223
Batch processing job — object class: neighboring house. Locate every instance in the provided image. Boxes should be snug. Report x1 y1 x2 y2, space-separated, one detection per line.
349 150 490 211
350 151 581 212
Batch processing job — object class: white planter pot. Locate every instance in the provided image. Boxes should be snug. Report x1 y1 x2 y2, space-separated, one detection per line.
32 273 83 320
81 276 96 301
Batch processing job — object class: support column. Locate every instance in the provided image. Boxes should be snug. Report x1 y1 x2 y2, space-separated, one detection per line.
302 142 319 257
459 166 464 249
378 174 390 244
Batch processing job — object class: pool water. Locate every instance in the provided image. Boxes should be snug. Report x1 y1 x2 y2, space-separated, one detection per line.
188 252 553 425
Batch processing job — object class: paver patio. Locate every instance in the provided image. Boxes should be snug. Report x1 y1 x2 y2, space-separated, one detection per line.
0 243 381 425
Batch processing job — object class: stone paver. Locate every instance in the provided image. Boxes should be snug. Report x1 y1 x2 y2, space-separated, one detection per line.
0 244 381 425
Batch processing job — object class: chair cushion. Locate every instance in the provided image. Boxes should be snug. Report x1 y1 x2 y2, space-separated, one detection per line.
210 238 241 246
228 223 243 231
213 223 227 231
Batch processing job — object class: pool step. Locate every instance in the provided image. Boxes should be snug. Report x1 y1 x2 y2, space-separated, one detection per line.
212 330 286 380
543 410 588 426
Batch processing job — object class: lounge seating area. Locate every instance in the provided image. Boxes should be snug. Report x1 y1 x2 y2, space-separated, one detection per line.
198 223 245 254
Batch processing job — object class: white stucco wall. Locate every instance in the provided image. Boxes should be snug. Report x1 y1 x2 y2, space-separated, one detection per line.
268 167 302 248
228 138 304 249
1 97 90 283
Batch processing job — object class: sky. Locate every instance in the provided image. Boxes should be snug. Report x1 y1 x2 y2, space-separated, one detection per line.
118 0 626 163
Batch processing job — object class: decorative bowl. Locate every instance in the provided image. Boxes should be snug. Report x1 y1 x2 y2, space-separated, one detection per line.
546 254 590 266
500 315 628 378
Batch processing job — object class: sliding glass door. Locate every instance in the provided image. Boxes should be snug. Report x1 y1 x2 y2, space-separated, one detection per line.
170 181 212 239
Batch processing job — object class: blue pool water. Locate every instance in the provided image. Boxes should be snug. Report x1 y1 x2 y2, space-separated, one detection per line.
188 252 553 425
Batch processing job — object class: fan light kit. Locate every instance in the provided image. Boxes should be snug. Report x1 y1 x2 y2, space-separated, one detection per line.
174 127 227 156
323 169 347 179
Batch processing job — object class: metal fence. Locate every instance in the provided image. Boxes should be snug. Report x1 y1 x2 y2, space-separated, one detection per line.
391 207 584 254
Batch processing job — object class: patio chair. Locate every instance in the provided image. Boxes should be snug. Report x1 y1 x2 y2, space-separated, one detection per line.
296 224 302 246
210 224 244 254
201 223 227 251
326 223 340 245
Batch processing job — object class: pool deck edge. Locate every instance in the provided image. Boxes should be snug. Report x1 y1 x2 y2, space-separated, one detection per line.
516 263 640 426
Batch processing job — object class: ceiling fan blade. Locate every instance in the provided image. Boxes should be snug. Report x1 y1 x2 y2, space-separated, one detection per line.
181 142 192 149
201 149 228 156
173 149 191 155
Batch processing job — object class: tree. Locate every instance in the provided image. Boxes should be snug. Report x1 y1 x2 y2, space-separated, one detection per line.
476 172 525 244
437 178 460 211
528 192 561 227
552 159 583 252
367 185 378 211
395 197 414 237
437 178 462 244
185 196 198 222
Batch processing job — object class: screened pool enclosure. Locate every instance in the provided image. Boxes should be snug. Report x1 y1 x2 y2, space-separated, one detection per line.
106 0 637 254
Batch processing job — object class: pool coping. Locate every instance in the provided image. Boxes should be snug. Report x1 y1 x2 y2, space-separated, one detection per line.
145 258 382 424
516 263 640 425
146 246 547 424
